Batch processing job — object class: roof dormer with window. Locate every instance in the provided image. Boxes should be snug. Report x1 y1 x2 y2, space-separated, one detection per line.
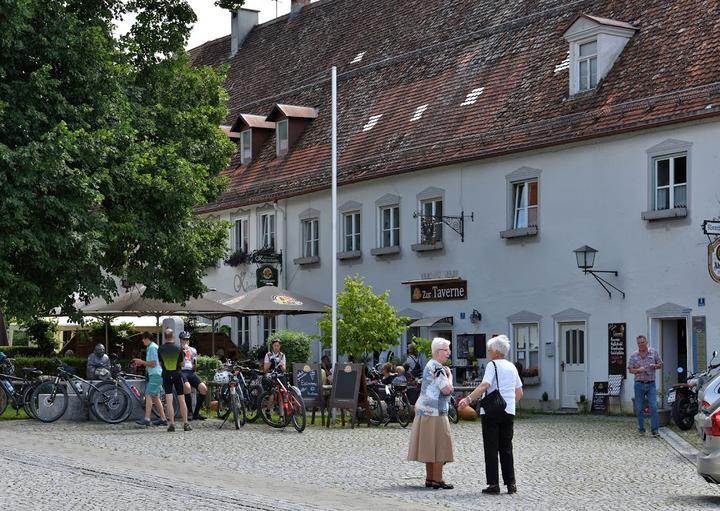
266 104 318 157
229 114 275 165
563 14 638 96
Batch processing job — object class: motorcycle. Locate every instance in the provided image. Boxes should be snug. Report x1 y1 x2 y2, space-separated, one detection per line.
668 350 720 430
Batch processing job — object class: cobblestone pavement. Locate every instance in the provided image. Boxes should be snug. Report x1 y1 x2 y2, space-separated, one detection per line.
1 415 719 510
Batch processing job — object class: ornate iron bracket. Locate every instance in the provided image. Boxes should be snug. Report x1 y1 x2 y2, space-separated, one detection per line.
412 211 474 242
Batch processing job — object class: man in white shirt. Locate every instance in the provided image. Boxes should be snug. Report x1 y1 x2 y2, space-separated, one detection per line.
179 331 207 421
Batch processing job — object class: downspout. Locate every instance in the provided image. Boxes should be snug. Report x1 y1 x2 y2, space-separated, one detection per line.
274 199 288 330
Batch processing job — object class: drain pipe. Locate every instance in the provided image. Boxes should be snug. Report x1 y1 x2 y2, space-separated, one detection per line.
273 199 288 330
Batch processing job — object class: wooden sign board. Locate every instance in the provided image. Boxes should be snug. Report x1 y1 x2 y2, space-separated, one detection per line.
411 280 467 302
329 363 363 410
608 323 627 378
591 381 609 414
293 363 323 409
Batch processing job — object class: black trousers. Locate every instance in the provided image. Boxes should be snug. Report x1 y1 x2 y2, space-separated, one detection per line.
481 412 515 486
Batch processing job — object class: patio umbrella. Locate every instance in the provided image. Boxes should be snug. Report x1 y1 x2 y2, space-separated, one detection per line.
221 285 328 316
198 290 237 355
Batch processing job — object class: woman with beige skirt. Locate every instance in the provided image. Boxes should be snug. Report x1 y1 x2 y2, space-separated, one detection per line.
407 337 455 490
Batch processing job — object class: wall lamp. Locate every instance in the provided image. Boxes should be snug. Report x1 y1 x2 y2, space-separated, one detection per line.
573 245 625 299
470 309 482 323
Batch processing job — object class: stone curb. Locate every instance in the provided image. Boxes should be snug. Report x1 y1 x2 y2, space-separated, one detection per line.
659 426 699 463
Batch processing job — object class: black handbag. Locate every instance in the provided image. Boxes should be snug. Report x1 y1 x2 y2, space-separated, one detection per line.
479 361 507 418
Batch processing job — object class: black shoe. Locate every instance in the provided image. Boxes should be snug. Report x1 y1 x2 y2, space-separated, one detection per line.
507 484 517 494
425 479 433 488
430 480 454 490
482 485 501 494
193 414 206 421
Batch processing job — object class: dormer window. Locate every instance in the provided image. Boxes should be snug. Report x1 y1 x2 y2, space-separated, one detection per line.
578 40 597 91
240 130 252 164
276 119 289 156
563 14 638 96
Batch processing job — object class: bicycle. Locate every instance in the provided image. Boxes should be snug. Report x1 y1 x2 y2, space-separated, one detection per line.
213 363 263 424
30 359 131 424
214 364 246 430
367 380 412 427
0 356 45 419
258 368 306 433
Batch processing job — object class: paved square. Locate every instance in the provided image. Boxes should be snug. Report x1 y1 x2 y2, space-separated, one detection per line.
1 415 718 510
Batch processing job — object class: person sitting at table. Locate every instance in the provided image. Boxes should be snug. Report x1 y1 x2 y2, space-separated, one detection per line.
379 362 396 385
393 366 407 385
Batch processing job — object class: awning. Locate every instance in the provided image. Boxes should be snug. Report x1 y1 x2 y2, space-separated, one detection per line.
408 316 454 328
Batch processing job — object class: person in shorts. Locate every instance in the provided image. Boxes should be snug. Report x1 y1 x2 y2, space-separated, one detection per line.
132 332 167 427
158 328 191 432
179 331 207 421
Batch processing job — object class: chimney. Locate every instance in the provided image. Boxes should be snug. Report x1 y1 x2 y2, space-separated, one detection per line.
231 8 259 57
291 0 311 14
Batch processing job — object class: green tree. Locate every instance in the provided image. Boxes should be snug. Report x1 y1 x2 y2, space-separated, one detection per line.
317 276 407 361
0 1 245 323
23 318 58 356
268 330 312 369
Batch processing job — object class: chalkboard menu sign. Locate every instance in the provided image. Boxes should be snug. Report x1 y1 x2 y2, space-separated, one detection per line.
330 363 363 409
293 363 323 409
591 381 609 414
608 323 627 378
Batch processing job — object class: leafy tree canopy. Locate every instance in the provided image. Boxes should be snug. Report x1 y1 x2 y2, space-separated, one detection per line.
0 0 245 321
318 276 408 361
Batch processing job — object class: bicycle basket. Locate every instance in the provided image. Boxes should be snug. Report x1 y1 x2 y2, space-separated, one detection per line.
213 370 231 384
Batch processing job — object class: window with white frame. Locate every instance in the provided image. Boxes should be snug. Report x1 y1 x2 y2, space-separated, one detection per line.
419 198 443 243
276 119 289 156
301 218 319 257
578 40 598 91
513 323 539 379
240 130 252 164
235 316 249 347
262 316 276 343
234 218 249 253
260 212 275 249
512 180 538 228
380 205 400 248
343 212 360 252
653 154 687 210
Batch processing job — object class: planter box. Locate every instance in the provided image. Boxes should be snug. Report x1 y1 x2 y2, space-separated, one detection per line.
522 375 540 386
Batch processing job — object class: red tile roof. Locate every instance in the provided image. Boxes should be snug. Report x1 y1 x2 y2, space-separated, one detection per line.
189 0 720 213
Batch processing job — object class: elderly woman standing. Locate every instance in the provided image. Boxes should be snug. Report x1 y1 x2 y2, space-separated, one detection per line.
407 337 455 490
458 335 523 495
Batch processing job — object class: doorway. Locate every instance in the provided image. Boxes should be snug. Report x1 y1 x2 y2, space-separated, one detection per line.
660 318 688 404
559 322 587 408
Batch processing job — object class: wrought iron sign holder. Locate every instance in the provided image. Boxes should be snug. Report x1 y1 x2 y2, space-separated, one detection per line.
412 211 474 242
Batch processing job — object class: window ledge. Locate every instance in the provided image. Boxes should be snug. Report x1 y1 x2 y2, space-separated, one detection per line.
500 226 538 239
370 246 400 256
337 250 361 261
641 207 687 221
522 376 541 386
411 241 444 252
293 256 320 266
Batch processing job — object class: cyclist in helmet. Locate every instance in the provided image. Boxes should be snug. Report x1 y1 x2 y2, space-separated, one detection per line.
158 328 191 432
179 331 207 421
86 343 111 380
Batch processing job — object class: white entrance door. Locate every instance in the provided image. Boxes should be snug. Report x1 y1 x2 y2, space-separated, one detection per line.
560 322 586 408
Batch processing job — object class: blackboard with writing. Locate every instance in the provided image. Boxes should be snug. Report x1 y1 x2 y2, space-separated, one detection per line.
608 323 627 378
591 381 609 414
330 363 362 409
293 363 323 409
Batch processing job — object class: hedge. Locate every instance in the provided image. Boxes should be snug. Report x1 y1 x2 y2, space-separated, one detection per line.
6 356 88 377
0 346 41 358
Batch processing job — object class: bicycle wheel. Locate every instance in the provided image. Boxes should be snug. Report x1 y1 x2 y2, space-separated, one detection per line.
396 395 411 428
244 384 262 423
215 384 229 419
258 389 285 428
231 389 246 429
448 400 459 424
92 382 132 424
31 381 68 423
0 387 8 417
22 381 42 419
288 386 306 433
366 388 384 426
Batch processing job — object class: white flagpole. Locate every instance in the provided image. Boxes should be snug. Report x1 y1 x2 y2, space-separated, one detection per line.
331 66 338 371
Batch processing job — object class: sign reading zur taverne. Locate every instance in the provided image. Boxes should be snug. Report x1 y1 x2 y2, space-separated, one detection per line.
411 280 468 302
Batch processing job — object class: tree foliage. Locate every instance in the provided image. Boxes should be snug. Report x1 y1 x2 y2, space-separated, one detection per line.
0 1 244 320
317 276 407 360
267 330 312 368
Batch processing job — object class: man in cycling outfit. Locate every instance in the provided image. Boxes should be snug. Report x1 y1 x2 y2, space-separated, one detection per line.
263 338 286 373
158 328 191 432
179 331 207 421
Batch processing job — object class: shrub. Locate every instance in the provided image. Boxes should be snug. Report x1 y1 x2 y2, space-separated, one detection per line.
267 330 311 369
195 355 220 383
0 346 40 358
541 391 549 401
23 318 57 356
9 356 88 376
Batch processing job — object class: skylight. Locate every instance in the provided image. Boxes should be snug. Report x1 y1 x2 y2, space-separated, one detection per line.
410 104 429 122
554 52 570 73
362 114 382 131
350 51 366 64
460 87 485 106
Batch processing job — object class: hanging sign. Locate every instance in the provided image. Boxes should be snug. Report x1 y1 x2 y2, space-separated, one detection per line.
702 220 720 236
708 238 720 284
411 280 467 302
256 264 278 287
608 323 627 378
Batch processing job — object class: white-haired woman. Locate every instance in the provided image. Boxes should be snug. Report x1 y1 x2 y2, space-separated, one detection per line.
458 335 523 495
407 337 455 490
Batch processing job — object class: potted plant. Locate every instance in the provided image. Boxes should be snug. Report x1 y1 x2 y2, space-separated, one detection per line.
521 367 540 386
577 394 589 414
540 391 552 412
224 249 250 267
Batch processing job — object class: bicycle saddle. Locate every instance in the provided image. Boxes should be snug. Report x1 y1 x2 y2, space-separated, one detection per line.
21 367 42 377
